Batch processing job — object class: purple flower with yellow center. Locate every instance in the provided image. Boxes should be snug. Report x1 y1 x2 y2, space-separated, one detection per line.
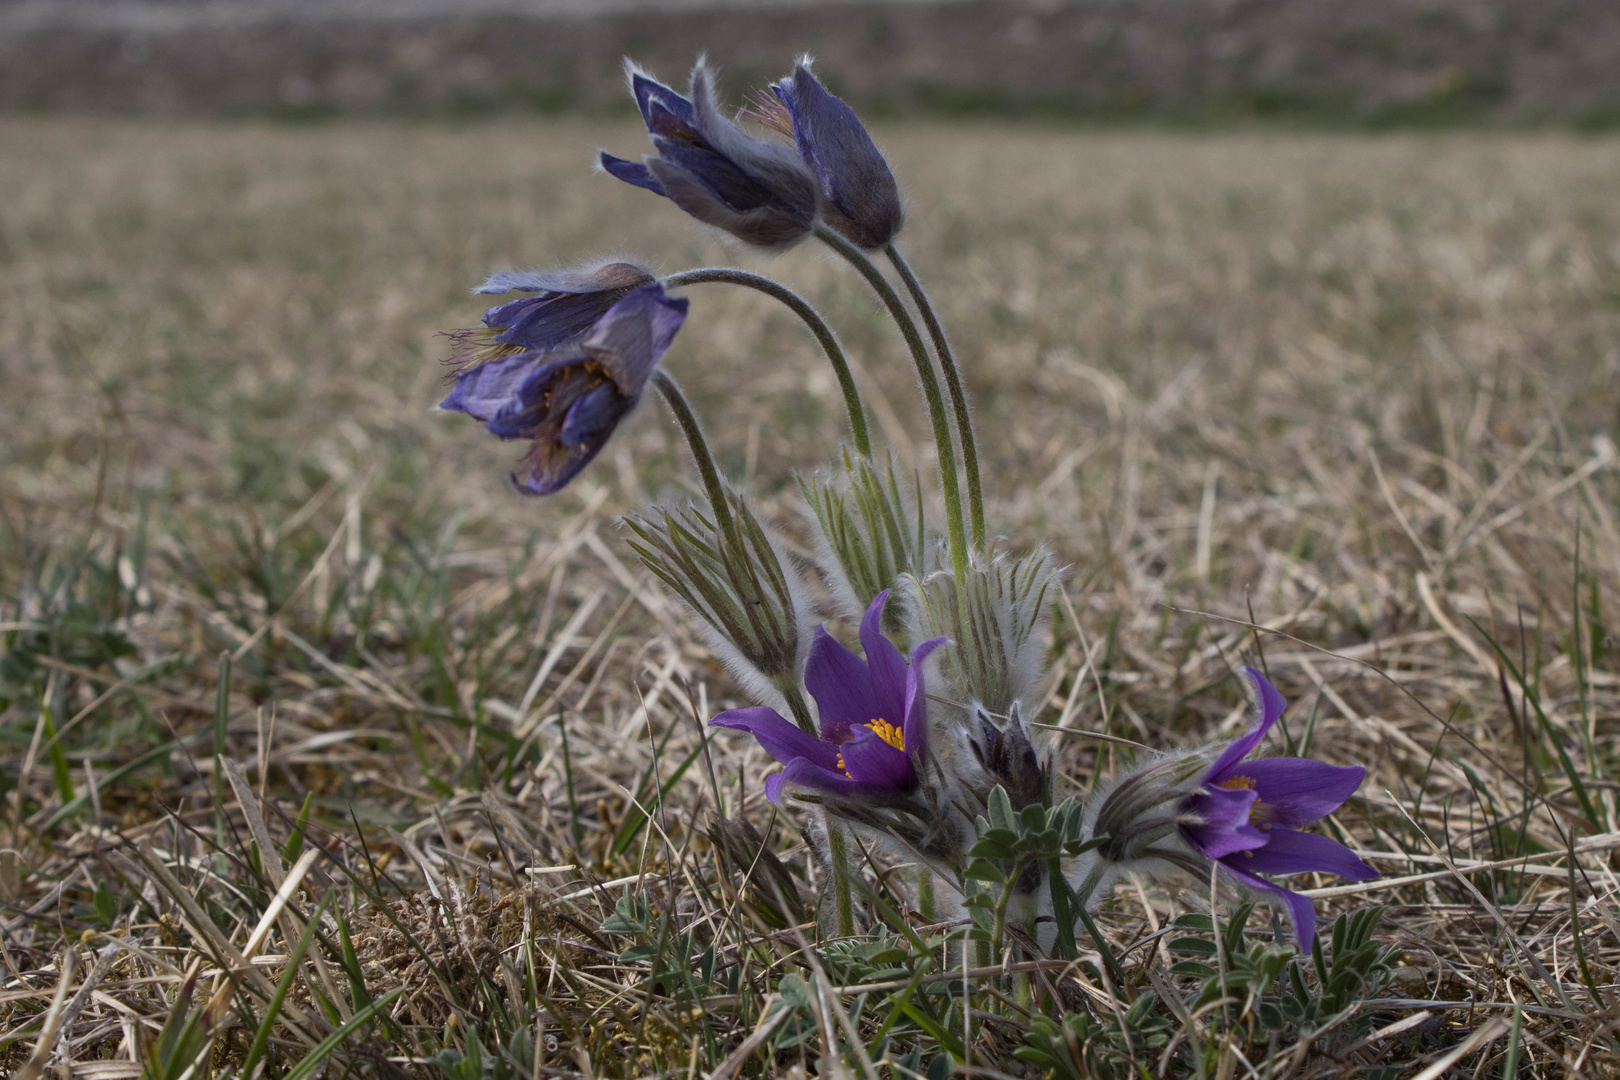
439 283 687 495
444 261 658 369
757 59 904 251
599 60 819 250
710 590 946 805
1182 668 1378 948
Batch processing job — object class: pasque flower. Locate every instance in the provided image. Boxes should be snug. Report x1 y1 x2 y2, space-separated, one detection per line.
446 261 658 367
440 283 687 495
710 590 946 805
763 60 904 250
600 59 819 249
1180 668 1378 948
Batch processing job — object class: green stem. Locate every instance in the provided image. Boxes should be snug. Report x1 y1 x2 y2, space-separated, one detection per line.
825 818 856 938
884 243 985 550
652 370 735 544
917 867 936 923
989 859 1027 962
815 223 969 585
661 267 871 458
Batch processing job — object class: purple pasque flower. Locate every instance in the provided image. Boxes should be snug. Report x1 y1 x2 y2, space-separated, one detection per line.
599 59 819 250
445 261 658 368
710 590 946 805
1182 668 1378 948
765 59 904 251
439 283 687 495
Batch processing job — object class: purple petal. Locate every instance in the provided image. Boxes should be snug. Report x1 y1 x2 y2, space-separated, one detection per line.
600 152 667 197
1183 784 1267 859
476 262 655 297
804 624 875 744
649 137 777 212
763 770 788 806
559 382 628 447
1222 863 1321 950
774 63 903 250
1232 827 1379 882
858 591 907 726
482 293 619 352
838 726 912 789
1205 667 1287 783
580 284 688 397
439 351 542 424
1240 759 1366 830
709 707 839 773
902 636 948 764
630 70 697 129
774 757 906 802
484 358 576 440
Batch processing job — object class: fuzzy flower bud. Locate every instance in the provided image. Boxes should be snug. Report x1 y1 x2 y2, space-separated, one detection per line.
760 58 905 250
601 59 819 250
900 546 1058 721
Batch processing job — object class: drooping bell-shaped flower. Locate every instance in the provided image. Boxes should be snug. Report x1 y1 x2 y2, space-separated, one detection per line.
600 59 819 250
765 59 904 250
709 590 945 805
439 283 687 495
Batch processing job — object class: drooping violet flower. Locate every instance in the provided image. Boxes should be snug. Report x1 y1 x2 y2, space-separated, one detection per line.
1179 668 1378 948
444 261 658 369
599 59 819 250
761 59 904 250
440 283 687 495
710 590 945 805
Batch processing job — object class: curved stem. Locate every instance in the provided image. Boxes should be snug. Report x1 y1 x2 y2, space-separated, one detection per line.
661 267 871 458
813 223 969 585
652 370 735 544
884 242 985 550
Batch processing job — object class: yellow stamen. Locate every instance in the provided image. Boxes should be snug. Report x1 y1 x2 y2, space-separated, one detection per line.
865 719 905 751
1217 775 1256 790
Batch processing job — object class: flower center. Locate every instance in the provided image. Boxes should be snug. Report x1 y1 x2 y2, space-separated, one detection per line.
865 719 905 752
1214 773 1274 828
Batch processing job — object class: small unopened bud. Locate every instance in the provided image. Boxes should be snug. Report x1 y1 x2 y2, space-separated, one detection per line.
900 545 1058 721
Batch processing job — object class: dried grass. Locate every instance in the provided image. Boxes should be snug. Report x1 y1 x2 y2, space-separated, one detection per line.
2 117 1620 1076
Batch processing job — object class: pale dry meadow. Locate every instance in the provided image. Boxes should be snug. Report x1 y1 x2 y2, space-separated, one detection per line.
3 117 1620 1076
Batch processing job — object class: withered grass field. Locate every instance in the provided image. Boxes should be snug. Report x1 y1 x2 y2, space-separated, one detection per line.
4 117 1620 1076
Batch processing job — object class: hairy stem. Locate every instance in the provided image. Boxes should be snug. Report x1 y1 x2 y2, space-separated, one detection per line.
814 223 969 585
652 370 736 543
989 857 1029 961
825 817 856 938
661 267 871 458
885 242 985 550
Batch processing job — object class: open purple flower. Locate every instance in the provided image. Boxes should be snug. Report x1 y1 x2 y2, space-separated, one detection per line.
1182 668 1378 948
766 60 903 250
445 262 657 369
710 590 946 805
439 283 687 495
600 60 819 249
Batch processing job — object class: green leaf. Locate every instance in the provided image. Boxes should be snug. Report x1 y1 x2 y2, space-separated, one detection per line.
964 858 1007 883
282 986 407 1080
988 785 1015 831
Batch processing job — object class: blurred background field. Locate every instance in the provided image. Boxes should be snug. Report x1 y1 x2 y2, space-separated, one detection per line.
4 65 1620 1080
